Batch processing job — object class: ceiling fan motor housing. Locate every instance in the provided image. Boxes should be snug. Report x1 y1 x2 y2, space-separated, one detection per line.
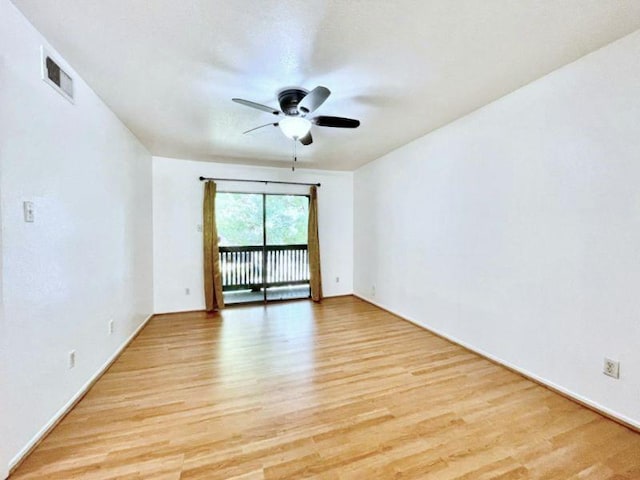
278 88 307 116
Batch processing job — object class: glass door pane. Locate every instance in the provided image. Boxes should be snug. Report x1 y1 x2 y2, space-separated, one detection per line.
216 193 264 304
265 195 310 301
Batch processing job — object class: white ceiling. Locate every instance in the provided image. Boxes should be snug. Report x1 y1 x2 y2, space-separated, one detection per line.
12 0 640 171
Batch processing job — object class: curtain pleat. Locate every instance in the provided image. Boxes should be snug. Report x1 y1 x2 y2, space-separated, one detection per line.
203 181 224 311
308 186 323 302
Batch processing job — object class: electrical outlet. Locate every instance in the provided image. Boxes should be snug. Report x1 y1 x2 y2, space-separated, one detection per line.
603 358 620 379
108 319 114 335
335 276 340 283
68 350 76 369
185 287 190 295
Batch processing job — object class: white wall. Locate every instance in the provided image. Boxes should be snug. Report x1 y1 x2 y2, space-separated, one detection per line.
0 145 7 480
0 0 154 473
153 156 353 313
354 30 640 427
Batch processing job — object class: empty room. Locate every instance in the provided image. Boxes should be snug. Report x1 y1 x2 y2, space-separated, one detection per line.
2 0 640 478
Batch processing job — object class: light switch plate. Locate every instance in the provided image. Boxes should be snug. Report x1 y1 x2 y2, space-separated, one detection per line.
23 201 34 222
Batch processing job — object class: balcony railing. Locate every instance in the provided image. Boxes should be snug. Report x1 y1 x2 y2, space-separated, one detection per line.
218 244 310 291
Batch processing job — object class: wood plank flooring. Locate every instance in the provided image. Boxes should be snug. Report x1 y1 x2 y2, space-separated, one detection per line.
11 296 640 479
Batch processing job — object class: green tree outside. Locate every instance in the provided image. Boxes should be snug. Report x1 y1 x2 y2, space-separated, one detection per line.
216 193 308 246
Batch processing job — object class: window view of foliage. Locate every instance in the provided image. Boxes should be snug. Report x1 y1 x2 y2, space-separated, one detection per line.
266 195 308 245
216 193 262 246
216 193 308 246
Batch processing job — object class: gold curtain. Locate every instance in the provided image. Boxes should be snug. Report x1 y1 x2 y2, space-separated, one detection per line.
203 181 224 311
308 185 323 302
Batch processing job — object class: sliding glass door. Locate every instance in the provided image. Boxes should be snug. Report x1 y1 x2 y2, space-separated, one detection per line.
216 193 264 304
265 194 311 301
216 192 310 304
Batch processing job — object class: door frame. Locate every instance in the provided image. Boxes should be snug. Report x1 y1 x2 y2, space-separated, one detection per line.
217 191 311 305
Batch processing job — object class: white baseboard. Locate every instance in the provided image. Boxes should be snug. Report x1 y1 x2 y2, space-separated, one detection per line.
8 313 154 474
323 292 353 299
353 293 640 432
153 294 355 316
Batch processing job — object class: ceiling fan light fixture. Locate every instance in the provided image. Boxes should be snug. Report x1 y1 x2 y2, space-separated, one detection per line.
279 116 311 139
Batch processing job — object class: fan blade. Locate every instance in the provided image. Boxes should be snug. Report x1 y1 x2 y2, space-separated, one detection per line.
312 116 360 128
243 122 278 134
298 86 331 115
232 98 282 116
299 131 313 145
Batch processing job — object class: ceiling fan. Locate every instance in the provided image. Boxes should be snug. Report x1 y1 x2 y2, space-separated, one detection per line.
232 86 360 146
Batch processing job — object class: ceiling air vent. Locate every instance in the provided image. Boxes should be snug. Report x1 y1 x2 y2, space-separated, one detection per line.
41 46 74 103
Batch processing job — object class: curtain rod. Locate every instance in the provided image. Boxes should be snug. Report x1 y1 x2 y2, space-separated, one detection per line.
199 176 320 187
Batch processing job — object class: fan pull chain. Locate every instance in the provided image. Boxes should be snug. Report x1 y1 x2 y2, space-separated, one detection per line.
292 139 297 171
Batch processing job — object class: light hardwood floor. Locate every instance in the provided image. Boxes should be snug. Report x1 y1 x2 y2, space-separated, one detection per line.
11 296 640 479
